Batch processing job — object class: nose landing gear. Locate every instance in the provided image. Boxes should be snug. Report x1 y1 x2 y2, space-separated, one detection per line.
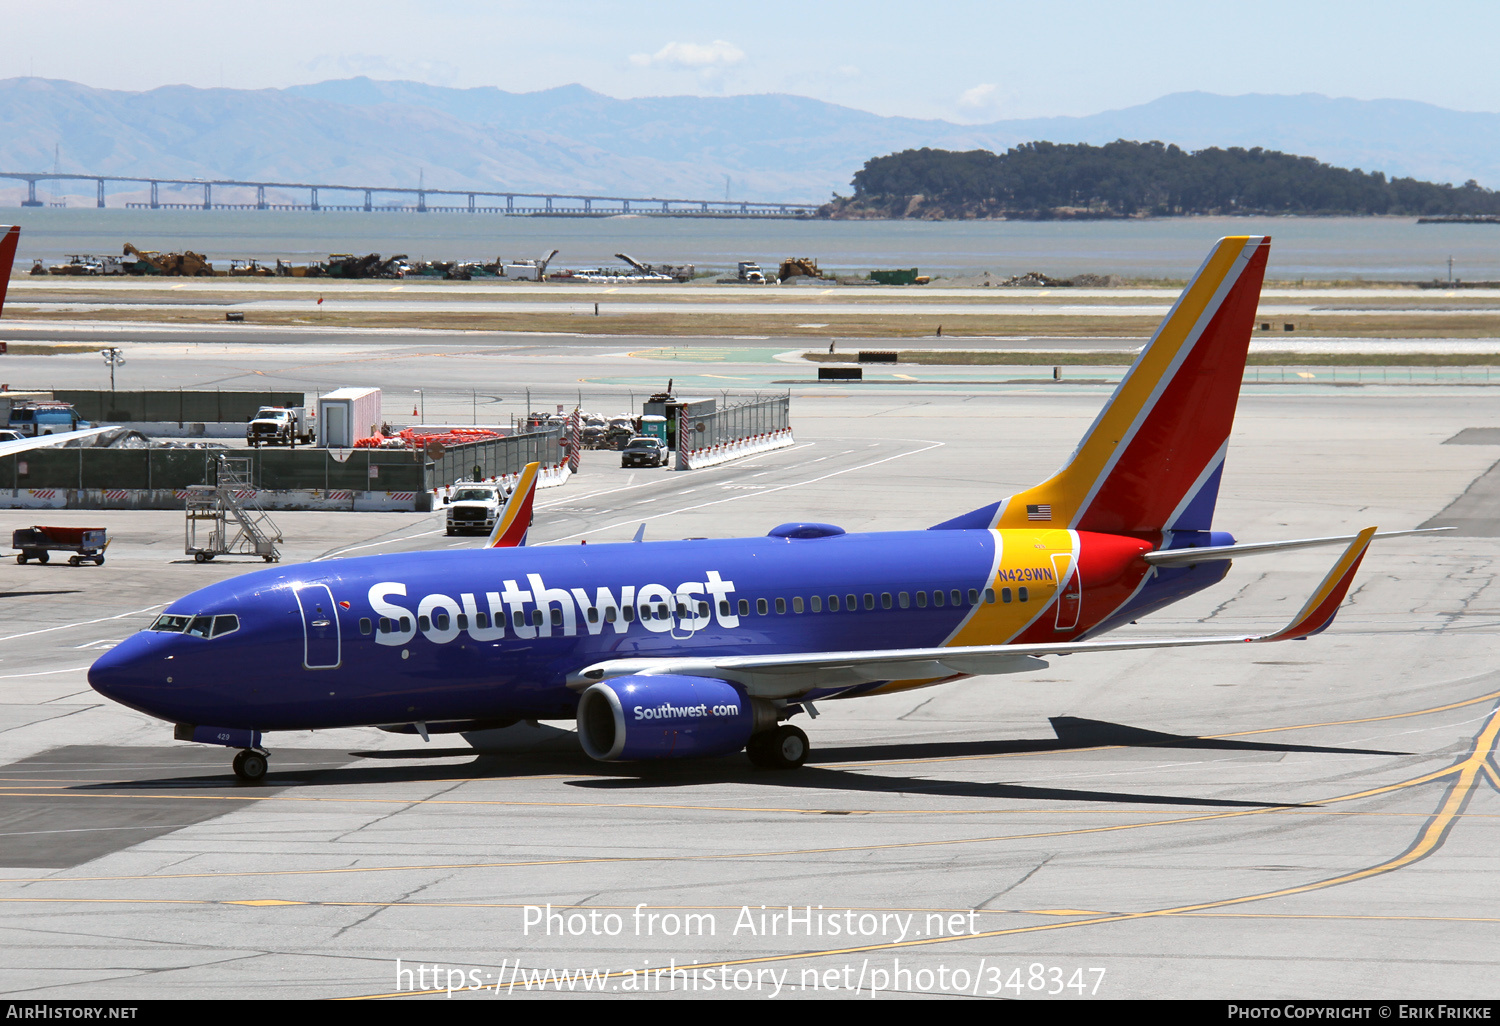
232 748 269 783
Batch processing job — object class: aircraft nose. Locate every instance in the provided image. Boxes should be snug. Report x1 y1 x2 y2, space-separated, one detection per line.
88 633 183 715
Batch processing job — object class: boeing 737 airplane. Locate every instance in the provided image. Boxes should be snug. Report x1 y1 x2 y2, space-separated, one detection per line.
89 236 1429 782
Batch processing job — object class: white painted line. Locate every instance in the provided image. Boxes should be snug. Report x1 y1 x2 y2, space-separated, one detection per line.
0 666 91 679
544 441 945 544
0 605 167 644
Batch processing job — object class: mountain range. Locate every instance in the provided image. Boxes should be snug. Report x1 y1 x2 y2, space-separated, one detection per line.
4 76 1500 205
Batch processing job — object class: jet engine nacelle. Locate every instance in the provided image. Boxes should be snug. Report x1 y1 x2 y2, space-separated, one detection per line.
576 674 776 761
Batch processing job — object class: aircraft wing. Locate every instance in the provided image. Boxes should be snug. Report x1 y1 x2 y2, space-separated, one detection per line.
0 427 115 458
568 528 1377 699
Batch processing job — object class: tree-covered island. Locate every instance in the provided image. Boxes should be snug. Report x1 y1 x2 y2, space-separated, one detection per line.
822 140 1500 219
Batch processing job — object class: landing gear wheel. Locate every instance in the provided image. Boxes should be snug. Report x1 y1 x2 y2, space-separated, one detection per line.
746 725 809 770
232 749 268 783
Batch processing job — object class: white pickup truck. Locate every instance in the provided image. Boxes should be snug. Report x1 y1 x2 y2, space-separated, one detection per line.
445 484 507 536
246 406 314 448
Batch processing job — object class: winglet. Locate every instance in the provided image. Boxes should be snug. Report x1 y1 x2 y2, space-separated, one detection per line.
0 226 20 318
486 462 539 547
1256 526 1376 642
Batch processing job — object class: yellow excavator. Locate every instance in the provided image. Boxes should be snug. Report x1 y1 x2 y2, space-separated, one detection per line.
777 257 830 282
123 243 216 276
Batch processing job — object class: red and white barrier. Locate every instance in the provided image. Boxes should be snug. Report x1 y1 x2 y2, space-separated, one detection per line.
678 428 795 470
431 460 571 506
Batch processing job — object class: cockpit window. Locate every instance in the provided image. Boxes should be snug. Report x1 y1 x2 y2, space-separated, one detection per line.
149 613 240 638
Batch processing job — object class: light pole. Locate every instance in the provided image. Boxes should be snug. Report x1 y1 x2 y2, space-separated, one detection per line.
101 348 124 393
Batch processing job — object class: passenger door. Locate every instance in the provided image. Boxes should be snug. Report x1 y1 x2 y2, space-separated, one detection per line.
295 583 342 669
1050 552 1081 631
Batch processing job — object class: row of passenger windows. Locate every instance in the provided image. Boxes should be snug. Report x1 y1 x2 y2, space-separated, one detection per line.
360 586 1033 635
743 587 1031 616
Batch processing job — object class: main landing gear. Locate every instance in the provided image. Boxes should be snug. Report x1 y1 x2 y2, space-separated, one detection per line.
746 724 809 770
232 748 269 783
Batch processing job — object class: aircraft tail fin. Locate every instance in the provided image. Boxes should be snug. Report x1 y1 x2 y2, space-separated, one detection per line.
0 226 19 318
487 462 539 548
934 235 1270 536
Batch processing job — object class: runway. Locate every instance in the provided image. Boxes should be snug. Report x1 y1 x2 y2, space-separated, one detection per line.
1 329 1499 999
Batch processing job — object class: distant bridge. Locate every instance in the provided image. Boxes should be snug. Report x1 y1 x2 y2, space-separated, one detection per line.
0 172 820 218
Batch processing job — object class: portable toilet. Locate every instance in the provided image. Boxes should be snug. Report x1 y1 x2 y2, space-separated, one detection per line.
318 388 382 448
639 415 668 445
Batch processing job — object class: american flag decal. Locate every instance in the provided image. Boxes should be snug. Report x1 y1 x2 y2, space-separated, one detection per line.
1026 504 1052 521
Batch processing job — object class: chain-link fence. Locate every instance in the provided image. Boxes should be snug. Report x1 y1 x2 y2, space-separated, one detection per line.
422 425 565 489
49 390 307 424
0 447 425 493
677 393 791 448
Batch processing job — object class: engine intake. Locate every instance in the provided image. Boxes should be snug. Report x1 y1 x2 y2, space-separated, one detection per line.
577 674 776 761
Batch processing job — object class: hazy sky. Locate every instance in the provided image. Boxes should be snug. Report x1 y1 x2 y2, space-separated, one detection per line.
8 1 1500 121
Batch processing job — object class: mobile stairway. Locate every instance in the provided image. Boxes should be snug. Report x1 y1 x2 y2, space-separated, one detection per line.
184 455 282 563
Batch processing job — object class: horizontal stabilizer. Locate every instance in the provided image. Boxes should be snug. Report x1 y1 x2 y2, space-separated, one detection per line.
567 528 1379 698
1144 527 1450 568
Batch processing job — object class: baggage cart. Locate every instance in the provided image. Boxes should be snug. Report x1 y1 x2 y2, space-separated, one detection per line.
13 526 108 566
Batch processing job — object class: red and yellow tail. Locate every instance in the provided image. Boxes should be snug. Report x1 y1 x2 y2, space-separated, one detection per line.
938 236 1270 536
486 462 539 548
0 226 19 318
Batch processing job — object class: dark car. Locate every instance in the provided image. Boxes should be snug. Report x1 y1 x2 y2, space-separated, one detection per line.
621 436 670 468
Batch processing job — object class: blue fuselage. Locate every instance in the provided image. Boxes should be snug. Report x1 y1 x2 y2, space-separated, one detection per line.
88 528 1227 734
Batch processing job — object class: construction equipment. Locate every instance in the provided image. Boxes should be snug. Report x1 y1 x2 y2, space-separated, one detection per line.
777 257 829 282
48 254 124 276
228 259 275 277
184 455 282 563
122 243 214 277
502 249 559 281
324 253 408 279
615 253 695 282
736 261 766 283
